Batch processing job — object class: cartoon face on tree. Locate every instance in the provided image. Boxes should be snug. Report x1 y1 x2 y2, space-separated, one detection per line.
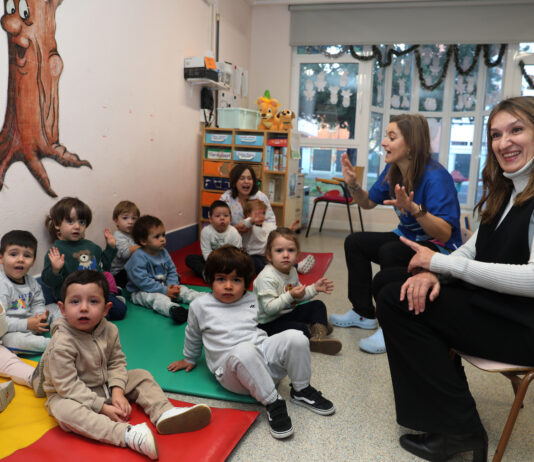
0 0 91 197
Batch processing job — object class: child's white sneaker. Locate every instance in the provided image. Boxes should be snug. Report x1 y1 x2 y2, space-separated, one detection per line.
0 380 15 413
124 422 158 460
155 404 211 435
297 254 315 274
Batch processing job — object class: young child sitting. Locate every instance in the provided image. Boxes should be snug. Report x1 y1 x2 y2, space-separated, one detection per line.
0 230 62 354
185 200 241 279
40 270 211 459
241 199 277 274
42 197 127 320
126 215 201 323
253 227 342 355
0 302 40 412
110 200 140 288
168 245 335 439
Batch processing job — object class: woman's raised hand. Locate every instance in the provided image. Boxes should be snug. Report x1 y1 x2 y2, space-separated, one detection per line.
400 236 436 273
341 153 361 192
383 184 414 215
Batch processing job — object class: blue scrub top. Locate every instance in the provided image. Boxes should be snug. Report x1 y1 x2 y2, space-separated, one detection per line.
368 161 462 251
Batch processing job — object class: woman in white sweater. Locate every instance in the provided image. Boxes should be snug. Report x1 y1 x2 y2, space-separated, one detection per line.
376 96 534 462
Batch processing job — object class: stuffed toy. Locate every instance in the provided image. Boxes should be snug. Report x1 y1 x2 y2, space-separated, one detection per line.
276 109 295 131
257 90 280 130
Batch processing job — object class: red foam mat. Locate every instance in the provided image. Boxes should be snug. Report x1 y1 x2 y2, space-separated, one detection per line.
5 398 259 462
172 242 333 287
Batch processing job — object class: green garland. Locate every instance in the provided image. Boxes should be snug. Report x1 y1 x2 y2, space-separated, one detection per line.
312 44 507 91
519 60 534 89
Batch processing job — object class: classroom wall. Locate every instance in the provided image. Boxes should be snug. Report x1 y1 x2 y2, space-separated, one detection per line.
0 0 252 274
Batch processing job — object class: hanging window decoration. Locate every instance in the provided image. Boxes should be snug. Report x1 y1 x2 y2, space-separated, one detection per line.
303 44 507 92
520 60 534 89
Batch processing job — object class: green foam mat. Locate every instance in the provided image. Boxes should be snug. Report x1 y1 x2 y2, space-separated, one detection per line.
115 285 256 404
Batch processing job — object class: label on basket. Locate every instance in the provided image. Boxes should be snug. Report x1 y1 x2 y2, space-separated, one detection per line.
211 134 228 142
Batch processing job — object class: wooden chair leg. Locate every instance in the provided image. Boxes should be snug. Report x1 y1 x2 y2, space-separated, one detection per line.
305 201 319 238
319 202 329 233
492 371 534 462
345 201 353 234
357 205 364 232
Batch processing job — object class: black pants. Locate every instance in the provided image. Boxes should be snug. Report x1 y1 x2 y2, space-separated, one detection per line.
376 276 534 434
185 254 205 279
250 255 267 275
259 300 328 338
344 231 437 318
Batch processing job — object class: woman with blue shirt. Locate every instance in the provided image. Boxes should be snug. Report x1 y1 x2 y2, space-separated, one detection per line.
330 114 462 354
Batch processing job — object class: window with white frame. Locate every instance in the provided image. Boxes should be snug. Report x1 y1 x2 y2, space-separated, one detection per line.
291 43 532 209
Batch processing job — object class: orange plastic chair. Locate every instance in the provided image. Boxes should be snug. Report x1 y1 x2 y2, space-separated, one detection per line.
454 351 534 462
305 166 365 237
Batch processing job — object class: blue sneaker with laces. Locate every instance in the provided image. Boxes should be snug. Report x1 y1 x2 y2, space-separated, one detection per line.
329 310 378 329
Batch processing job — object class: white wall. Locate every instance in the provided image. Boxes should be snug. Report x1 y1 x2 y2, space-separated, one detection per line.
0 0 252 274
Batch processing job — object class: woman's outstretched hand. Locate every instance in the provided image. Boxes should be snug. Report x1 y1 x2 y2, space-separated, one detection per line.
400 236 436 273
400 271 440 314
341 153 361 193
383 184 414 215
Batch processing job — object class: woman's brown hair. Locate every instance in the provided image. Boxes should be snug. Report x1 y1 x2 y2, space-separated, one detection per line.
229 164 259 199
265 227 300 261
385 114 432 195
475 96 534 223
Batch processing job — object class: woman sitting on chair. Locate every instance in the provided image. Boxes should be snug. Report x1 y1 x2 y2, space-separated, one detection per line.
376 96 534 461
331 114 462 354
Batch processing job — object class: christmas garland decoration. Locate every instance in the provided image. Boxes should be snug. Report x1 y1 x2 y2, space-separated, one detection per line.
309 44 507 91
519 60 534 89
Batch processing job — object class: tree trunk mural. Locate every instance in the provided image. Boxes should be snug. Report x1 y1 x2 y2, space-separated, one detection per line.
0 0 90 197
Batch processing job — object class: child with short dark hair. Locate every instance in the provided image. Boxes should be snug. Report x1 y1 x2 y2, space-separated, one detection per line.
110 200 141 288
40 270 211 459
125 215 201 323
254 227 342 355
241 199 277 274
168 245 335 440
185 200 241 278
0 230 61 353
42 197 126 320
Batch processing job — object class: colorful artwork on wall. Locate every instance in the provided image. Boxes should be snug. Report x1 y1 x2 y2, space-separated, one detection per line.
0 0 91 197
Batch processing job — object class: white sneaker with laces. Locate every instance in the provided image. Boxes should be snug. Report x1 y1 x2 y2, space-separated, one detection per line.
297 254 315 274
155 404 211 434
124 422 158 460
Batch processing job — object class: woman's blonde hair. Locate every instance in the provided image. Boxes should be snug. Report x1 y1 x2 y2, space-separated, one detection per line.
385 114 431 194
475 96 534 223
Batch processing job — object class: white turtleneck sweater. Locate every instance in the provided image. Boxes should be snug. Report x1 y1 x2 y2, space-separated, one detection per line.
430 158 534 297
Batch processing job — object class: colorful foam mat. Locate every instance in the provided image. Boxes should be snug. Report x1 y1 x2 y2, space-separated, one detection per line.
171 241 334 287
2 388 258 461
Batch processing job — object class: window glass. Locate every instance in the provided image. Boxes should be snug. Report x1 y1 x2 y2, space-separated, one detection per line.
297 45 363 55
453 45 479 111
367 112 383 189
427 117 442 161
418 45 446 112
484 45 504 110
521 64 534 96
448 117 475 204
298 62 359 140
520 43 534 53
390 52 412 110
300 147 357 196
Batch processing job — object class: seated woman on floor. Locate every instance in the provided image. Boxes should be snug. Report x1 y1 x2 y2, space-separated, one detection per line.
331 114 462 354
376 96 534 462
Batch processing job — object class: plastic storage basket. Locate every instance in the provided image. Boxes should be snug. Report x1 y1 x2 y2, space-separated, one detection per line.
218 108 260 130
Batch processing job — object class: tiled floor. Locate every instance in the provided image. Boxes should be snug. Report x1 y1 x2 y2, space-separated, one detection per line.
167 229 534 461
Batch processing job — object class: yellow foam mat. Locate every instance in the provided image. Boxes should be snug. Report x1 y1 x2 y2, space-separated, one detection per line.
0 359 58 459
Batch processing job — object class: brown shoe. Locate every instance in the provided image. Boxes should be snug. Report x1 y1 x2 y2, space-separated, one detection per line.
309 323 342 355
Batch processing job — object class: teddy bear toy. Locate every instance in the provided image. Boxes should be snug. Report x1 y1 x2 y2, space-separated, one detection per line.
257 90 280 130
276 109 295 131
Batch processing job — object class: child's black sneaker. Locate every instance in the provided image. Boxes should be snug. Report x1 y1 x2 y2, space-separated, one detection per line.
169 305 188 324
265 398 294 439
289 384 335 416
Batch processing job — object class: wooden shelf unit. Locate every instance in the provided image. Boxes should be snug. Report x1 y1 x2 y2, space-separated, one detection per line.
199 126 302 234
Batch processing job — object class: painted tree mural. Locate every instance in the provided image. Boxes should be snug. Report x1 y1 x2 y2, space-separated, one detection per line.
0 0 90 197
